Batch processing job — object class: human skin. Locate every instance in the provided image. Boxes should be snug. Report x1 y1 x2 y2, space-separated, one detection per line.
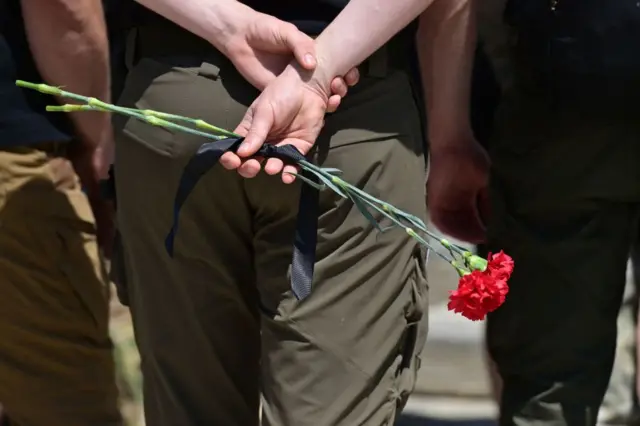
21 0 115 254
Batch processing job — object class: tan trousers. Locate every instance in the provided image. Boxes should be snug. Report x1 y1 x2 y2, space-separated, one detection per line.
0 144 121 425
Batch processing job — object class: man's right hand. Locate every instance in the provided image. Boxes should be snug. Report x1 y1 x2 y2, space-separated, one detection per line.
221 10 359 110
426 137 491 244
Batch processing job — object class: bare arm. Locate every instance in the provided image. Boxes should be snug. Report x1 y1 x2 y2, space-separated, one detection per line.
417 0 477 149
418 0 490 244
133 0 330 91
21 0 115 254
134 0 255 56
20 0 111 155
306 0 436 92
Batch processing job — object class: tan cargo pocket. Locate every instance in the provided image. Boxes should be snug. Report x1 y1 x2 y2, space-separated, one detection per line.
55 222 110 336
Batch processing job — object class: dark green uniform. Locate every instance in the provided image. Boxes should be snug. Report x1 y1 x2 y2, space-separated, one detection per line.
112 3 428 425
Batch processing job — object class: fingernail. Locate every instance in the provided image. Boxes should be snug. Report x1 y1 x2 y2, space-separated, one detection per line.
304 53 315 67
237 143 249 156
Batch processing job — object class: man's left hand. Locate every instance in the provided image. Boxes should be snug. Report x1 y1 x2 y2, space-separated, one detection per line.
221 63 332 183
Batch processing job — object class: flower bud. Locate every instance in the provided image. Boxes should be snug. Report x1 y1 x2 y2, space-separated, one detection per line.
464 253 488 271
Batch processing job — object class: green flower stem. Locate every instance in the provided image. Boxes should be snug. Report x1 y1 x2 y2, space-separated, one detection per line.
16 80 230 141
49 104 228 142
451 260 471 277
17 80 485 269
439 238 461 263
46 105 99 113
316 169 467 257
406 228 455 265
297 162 455 262
16 80 84 102
117 107 238 138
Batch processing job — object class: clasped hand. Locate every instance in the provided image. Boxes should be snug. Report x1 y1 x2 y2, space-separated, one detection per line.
219 10 357 183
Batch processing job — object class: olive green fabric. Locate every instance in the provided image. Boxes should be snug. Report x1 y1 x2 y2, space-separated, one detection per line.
112 27 428 426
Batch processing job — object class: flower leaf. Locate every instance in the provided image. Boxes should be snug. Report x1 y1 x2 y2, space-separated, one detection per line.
284 172 325 191
395 211 428 232
319 167 344 176
346 191 383 231
305 170 348 198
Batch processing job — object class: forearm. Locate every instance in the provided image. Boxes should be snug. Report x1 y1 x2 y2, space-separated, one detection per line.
309 0 435 90
417 0 477 149
21 0 110 150
134 0 253 54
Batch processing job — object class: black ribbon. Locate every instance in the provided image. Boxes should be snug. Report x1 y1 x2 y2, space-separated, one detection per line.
165 137 319 300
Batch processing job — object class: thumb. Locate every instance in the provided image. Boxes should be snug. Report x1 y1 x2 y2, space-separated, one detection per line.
235 103 273 158
279 24 316 70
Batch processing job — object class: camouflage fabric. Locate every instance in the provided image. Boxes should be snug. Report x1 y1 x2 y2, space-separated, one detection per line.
109 284 145 426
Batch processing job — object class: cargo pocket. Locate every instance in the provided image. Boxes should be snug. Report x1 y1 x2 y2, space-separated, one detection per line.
114 57 181 158
391 246 429 410
55 222 110 337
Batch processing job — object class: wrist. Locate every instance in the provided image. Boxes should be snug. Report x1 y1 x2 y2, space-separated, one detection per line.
428 125 476 152
287 60 332 103
201 2 255 55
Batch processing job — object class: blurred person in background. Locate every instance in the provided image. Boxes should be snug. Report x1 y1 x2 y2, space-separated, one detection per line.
0 0 121 425
467 0 640 424
472 1 640 422
484 255 640 425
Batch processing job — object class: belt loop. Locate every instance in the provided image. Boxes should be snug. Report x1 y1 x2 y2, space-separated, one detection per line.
124 28 138 71
198 62 220 80
367 45 388 78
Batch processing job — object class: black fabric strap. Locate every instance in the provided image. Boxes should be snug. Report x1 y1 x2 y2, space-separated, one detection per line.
164 137 319 300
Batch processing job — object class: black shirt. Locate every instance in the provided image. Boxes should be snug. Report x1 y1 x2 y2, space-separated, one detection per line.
0 0 71 148
241 0 349 25
131 0 416 45
131 0 349 28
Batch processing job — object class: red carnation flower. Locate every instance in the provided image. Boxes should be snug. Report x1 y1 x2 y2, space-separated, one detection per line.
448 251 513 321
487 250 514 281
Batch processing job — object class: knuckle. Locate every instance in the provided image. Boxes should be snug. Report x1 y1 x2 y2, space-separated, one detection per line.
282 22 299 36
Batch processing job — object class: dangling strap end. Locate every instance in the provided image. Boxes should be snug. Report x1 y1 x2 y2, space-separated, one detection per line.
164 229 176 258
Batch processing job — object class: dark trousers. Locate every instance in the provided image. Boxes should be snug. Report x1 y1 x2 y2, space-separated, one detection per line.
486 79 640 425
